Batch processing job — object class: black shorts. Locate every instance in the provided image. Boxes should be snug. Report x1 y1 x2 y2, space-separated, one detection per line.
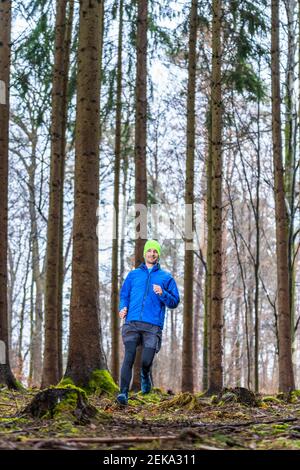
122 321 162 353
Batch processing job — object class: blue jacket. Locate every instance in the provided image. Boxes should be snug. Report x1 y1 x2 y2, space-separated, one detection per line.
119 262 180 329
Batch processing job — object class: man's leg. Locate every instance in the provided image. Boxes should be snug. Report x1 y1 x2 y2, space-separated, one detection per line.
141 347 156 394
118 341 138 401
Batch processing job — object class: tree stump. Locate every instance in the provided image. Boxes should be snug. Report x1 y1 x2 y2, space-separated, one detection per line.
217 387 258 406
21 386 97 424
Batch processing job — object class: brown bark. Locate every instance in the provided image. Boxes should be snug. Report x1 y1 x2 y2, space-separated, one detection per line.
271 0 295 392
111 0 123 384
134 0 148 266
29 168 44 388
182 0 198 393
203 134 212 391
42 0 73 387
28 265 35 386
15 245 31 380
64 0 107 387
132 0 148 391
193 259 203 391
57 0 74 380
208 0 223 394
0 0 18 388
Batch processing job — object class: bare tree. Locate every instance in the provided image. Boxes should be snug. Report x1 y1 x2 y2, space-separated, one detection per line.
132 0 148 391
111 0 124 384
0 0 19 388
271 0 295 392
208 0 223 394
182 0 198 393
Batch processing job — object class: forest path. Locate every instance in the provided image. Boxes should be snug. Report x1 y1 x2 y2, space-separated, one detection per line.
1 388 300 450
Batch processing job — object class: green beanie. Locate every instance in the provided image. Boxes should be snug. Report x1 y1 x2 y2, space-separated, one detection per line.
143 240 161 258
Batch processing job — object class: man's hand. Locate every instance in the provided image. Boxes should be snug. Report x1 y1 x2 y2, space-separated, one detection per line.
119 307 128 319
153 284 163 295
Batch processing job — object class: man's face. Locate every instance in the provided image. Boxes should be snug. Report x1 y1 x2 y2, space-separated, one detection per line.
145 248 159 265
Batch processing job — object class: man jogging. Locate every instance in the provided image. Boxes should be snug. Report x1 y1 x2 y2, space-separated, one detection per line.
116 240 180 405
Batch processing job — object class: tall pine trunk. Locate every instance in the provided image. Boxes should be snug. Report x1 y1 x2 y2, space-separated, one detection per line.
132 0 148 391
284 0 297 358
28 140 44 387
254 66 261 393
58 0 74 380
193 259 203 390
271 0 295 392
64 0 107 386
0 0 18 388
203 125 212 391
208 0 223 394
42 0 73 387
182 0 197 393
111 0 123 384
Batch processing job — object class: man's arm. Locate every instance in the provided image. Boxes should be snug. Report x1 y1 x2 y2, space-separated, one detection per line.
119 272 132 311
159 277 180 309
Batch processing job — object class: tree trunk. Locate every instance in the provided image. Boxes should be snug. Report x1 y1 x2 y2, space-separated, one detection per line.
284 0 297 359
119 119 130 290
42 0 72 387
233 293 241 387
28 267 35 387
182 0 198 393
134 0 148 267
271 0 295 392
64 0 107 387
203 127 212 391
15 245 31 380
111 0 123 384
254 73 261 392
132 0 148 392
208 0 223 394
57 0 74 380
0 0 18 388
193 258 203 391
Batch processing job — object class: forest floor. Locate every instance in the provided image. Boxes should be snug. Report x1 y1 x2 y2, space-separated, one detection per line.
1 387 300 450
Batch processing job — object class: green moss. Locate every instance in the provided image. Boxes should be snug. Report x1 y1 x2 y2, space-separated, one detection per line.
211 395 218 404
261 396 282 404
272 423 290 433
0 379 24 391
288 390 300 403
23 384 98 423
258 438 300 450
52 392 78 417
40 384 90 419
157 392 207 411
86 370 118 395
59 371 118 396
130 388 169 405
0 417 22 424
45 418 82 436
55 383 88 399
15 380 25 391
251 425 268 436
58 377 75 387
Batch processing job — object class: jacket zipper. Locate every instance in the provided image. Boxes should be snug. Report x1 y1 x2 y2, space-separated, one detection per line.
139 270 152 321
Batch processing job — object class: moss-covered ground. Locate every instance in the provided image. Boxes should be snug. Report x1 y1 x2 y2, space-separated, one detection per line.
1 386 300 450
